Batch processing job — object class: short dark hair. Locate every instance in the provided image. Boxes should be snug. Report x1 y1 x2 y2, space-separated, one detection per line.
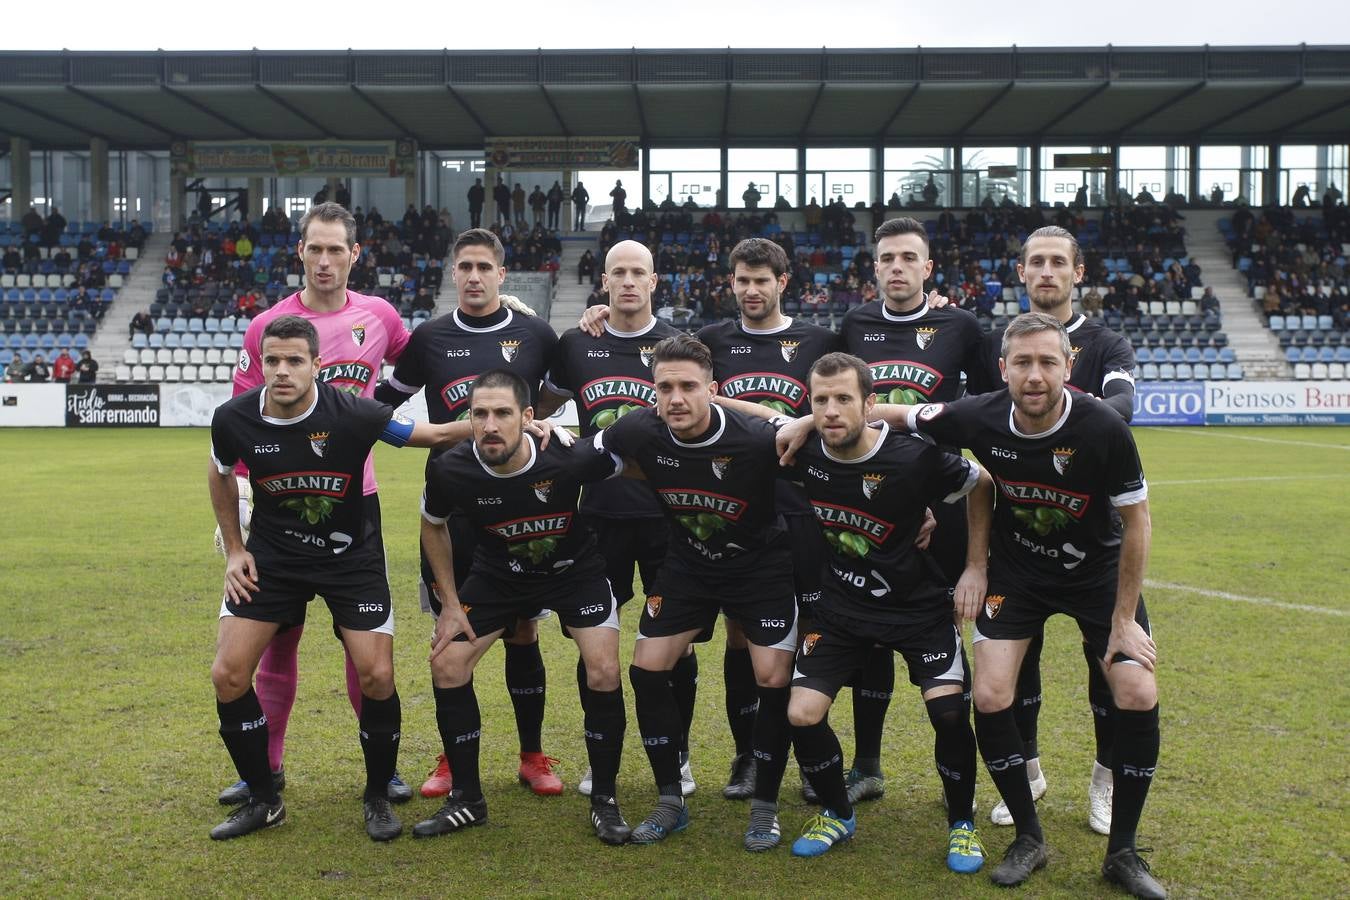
809 352 874 398
453 228 506 266
728 238 789 278
469 368 531 411
261 314 320 358
873 217 930 251
299 202 357 247
1021 225 1084 267
652 334 713 377
1000 312 1071 361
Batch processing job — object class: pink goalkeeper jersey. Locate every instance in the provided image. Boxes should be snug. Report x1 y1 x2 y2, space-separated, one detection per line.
232 290 412 493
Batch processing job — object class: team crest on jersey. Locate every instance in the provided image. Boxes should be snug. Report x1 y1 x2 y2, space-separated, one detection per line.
802 632 821 655
862 473 885 499
500 340 521 362
1070 345 1082 363
916 403 944 422
308 431 330 457
915 327 937 350
1052 447 1077 476
780 340 800 362
646 595 663 619
711 456 733 480
532 479 553 502
352 324 366 347
640 346 656 368
985 594 1005 619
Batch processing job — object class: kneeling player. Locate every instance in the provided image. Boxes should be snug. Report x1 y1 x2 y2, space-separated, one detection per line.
760 353 993 868
207 315 468 842
594 335 797 851
413 370 633 845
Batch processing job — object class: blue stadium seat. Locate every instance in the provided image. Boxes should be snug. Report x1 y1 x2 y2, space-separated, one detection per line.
1175 363 1193 380
1136 347 1152 364
73 334 89 350
1319 347 1336 363
1285 347 1301 364
1202 346 1219 363
1193 362 1210 380
1268 315 1285 330
1227 363 1244 379
1158 362 1176 380
131 333 148 349
1300 347 1318 363
149 333 164 349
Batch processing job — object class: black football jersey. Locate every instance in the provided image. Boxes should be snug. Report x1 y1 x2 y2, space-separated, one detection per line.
211 382 395 560
595 404 789 578
389 307 558 427
839 301 985 404
966 313 1136 398
790 422 981 625
421 435 622 581
547 318 680 519
908 390 1148 591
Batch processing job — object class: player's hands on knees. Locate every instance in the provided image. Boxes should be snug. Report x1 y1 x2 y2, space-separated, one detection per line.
430 603 476 661
926 289 952 309
775 416 813 466
914 507 937 549
953 564 986 621
1105 618 1157 671
578 304 609 337
224 550 259 604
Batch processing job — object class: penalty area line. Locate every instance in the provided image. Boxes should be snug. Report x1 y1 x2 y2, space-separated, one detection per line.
1144 579 1349 618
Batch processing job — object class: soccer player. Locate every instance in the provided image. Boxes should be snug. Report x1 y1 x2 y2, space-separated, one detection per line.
542 240 696 797
218 200 413 807
207 315 470 842
377 228 564 799
767 352 991 869
966 226 1138 835
593 334 797 851
819 313 1164 897
414 369 634 845
835 216 986 806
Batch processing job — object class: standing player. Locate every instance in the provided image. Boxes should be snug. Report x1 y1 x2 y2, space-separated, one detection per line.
835 216 986 805
838 313 1164 898
594 335 797 851
769 352 991 869
218 201 413 807
695 238 839 800
542 240 697 797
966 226 1138 835
377 228 564 798
414 370 633 845
208 315 466 842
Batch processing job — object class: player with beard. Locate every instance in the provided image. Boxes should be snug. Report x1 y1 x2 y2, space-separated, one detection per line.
966 226 1137 835
783 314 1164 898
414 370 634 846
377 228 565 799
834 217 986 807
541 240 697 798
207 315 484 842
218 201 414 807
593 334 798 852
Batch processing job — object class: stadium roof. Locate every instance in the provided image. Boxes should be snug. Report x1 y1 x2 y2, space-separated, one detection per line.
1 46 1348 150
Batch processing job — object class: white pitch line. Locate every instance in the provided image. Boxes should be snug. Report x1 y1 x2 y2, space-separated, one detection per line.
1144 579 1349 617
1146 428 1350 451
1151 473 1350 486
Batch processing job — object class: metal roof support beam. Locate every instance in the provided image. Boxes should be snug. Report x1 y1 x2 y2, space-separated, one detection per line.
0 95 110 143
1265 94 1350 137
1192 80 1302 137
720 82 732 141
800 81 827 138
445 85 490 137
351 84 425 144
256 85 333 139
876 82 921 139
956 81 1015 136
537 85 568 137
1114 81 1205 138
631 82 648 138
65 86 175 138
161 86 252 137
1038 81 1111 134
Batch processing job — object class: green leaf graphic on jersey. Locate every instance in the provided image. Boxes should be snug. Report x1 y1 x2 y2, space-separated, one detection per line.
280 495 340 524
337 384 362 396
455 410 470 421
508 536 559 565
874 387 923 405
757 399 795 415
590 403 639 430
1012 505 1071 536
825 527 873 558
677 512 727 542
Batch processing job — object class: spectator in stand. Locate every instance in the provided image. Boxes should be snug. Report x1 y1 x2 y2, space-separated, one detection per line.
1291 185 1312 208
1199 287 1220 315
546 181 564 229
572 182 590 230
236 290 260 319
2 246 20 273
336 182 351 209
610 180 627 219
467 178 485 229
1082 286 1103 317
51 349 75 383
235 234 253 260
742 182 762 210
494 177 512 226
412 286 436 314
23 353 51 383
5 355 27 383
44 208 68 247
529 186 547 226
21 206 44 237
923 173 941 206
1324 184 1343 208
512 183 527 226
578 249 596 285
129 309 154 340
76 350 99 384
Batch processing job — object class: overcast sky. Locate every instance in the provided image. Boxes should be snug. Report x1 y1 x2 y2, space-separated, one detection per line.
10 0 1349 51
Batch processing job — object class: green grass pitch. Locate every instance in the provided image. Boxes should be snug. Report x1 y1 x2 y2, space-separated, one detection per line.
0 426 1346 897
